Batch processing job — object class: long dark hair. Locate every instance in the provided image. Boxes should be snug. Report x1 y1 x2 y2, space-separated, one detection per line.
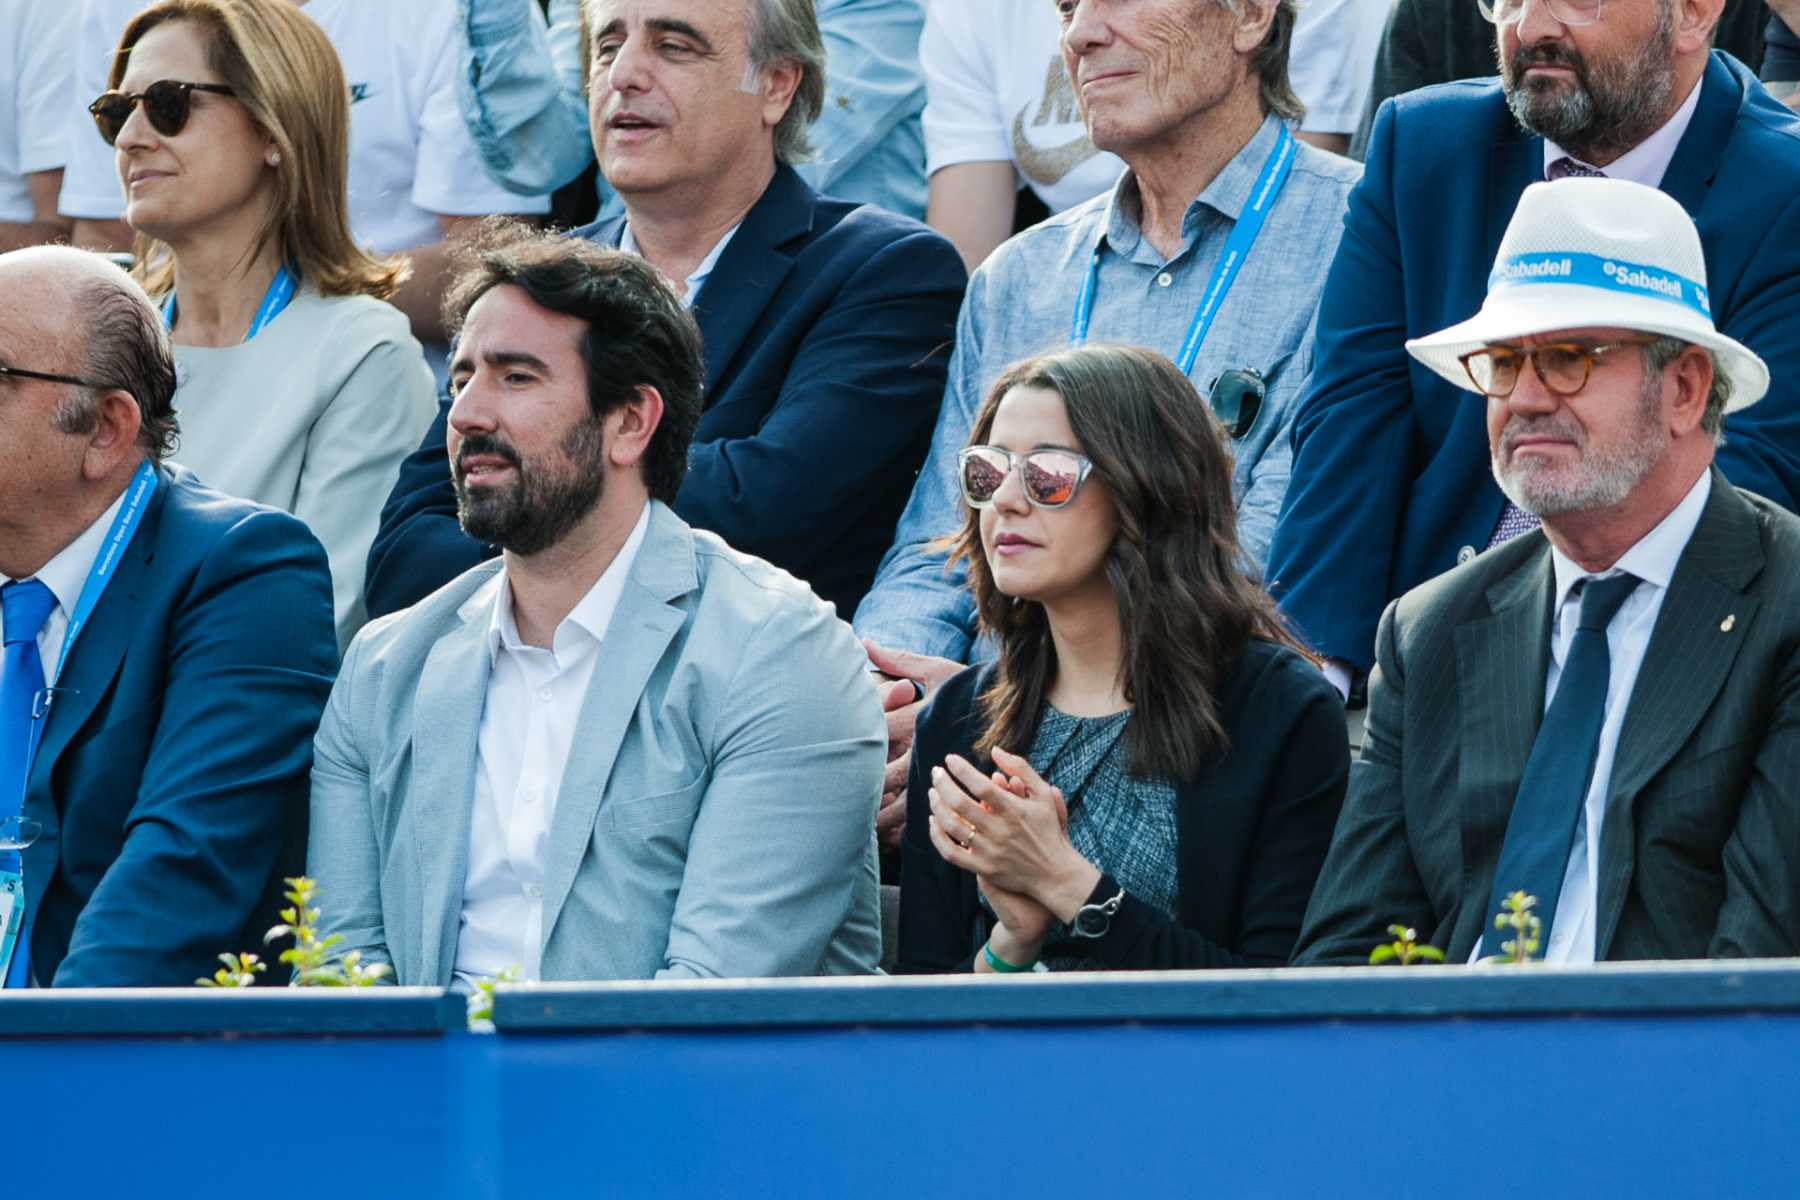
948 344 1313 780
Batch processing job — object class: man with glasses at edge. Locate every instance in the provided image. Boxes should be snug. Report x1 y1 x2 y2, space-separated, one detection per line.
0 246 337 987
1296 178 1800 966
1268 0 1800 717
853 0 1360 855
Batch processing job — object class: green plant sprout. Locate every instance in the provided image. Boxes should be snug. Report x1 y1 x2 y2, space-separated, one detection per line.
466 965 524 1033
1369 924 1446 966
194 876 391 989
265 876 393 986
1484 890 1542 965
195 952 266 988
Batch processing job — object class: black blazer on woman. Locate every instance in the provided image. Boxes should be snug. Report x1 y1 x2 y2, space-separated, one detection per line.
895 640 1349 973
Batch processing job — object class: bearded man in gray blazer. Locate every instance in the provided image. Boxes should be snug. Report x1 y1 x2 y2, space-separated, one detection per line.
1296 180 1800 966
308 226 884 985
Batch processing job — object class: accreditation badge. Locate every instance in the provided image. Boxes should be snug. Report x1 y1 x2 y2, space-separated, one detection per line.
0 869 24 983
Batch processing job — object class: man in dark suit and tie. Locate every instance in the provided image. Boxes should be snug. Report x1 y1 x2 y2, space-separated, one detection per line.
1268 0 1800 703
366 0 966 621
0 246 338 987
1295 179 1800 965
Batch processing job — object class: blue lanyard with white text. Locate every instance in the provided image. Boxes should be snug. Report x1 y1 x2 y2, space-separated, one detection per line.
20 461 159 778
161 264 297 340
1070 122 1296 375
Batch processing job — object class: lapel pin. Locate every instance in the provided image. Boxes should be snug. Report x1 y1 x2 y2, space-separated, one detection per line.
1721 614 1736 633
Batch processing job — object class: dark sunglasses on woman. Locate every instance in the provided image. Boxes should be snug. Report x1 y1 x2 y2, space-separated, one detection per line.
88 80 237 146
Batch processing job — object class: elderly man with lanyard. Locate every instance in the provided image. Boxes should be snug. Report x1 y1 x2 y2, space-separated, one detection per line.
1296 179 1800 966
853 0 1360 850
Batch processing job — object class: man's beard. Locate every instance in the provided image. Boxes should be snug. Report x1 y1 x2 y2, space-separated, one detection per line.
1491 369 1667 516
453 416 608 556
1499 4 1676 163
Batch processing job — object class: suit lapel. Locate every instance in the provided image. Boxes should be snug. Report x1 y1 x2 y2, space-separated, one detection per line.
1595 472 1760 954
539 504 698 950
690 165 814 394
1659 54 1738 216
21 472 167 920
1453 544 1555 917
409 571 500 986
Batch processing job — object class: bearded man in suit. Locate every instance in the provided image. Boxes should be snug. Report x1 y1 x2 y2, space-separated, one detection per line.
1296 179 1800 965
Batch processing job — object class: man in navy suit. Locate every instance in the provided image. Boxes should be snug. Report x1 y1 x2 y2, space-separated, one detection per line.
0 247 337 987
1266 0 1800 695
366 0 966 620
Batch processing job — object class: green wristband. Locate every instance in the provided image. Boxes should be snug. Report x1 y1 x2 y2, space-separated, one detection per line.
982 940 1036 973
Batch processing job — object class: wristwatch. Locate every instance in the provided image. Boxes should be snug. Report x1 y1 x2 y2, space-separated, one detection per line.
1069 885 1126 939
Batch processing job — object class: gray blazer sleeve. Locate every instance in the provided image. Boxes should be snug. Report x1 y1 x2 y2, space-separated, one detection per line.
658 603 886 979
306 632 396 978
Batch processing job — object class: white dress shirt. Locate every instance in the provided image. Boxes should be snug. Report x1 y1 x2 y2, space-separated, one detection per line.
0 487 127 686
618 222 740 307
1542 70 1703 185
452 502 651 987
1472 471 1711 964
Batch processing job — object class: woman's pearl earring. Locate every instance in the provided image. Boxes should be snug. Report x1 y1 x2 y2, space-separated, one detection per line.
267 151 281 166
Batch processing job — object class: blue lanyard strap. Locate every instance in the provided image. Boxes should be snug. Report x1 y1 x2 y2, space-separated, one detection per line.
162 264 297 341
20 461 159 789
1070 122 1297 376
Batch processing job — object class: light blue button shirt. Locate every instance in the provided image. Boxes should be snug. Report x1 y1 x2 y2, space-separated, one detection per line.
852 115 1361 662
457 0 927 219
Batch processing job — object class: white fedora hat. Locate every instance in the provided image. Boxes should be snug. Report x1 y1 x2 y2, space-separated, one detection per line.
1405 177 1768 411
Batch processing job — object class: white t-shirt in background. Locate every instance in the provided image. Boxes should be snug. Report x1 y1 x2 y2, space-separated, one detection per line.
921 0 1125 215
1288 0 1389 136
59 0 548 249
0 0 76 224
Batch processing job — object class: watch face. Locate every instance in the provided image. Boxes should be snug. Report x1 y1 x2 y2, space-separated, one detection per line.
1074 908 1107 938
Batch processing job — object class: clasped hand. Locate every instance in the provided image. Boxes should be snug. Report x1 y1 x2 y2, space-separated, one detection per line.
926 747 1099 950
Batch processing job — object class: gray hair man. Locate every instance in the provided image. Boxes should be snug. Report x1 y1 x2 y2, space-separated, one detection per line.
0 246 336 987
854 0 1361 853
365 0 965 643
1297 179 1800 966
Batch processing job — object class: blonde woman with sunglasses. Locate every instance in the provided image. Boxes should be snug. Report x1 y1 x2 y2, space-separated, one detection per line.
96 0 435 648
895 344 1349 974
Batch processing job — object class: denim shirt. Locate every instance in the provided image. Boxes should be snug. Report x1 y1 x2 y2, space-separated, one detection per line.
852 114 1360 662
457 0 927 219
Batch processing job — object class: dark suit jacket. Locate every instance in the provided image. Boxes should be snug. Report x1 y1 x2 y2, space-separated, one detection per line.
1270 52 1800 674
1349 6 1768 158
364 164 966 619
22 465 338 986
896 642 1349 973
1294 472 1800 965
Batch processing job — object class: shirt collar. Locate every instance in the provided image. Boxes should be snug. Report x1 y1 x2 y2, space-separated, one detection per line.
1549 469 1712 611
488 501 653 663
0 485 129 622
618 223 741 309
1101 112 1287 257
1543 71 1704 187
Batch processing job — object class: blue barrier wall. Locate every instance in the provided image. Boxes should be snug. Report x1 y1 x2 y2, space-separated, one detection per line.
10 965 1800 1200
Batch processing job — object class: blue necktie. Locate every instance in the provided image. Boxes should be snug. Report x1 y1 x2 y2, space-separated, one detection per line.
2 578 56 988
1482 572 1639 958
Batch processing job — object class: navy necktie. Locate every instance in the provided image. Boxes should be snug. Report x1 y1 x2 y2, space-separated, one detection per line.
1482 572 1639 958
2 578 56 988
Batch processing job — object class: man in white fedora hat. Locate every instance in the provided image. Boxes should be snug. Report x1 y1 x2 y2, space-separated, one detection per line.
1268 0 1800 714
1295 178 1800 966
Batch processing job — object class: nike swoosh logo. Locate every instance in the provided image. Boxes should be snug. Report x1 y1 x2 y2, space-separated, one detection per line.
1012 109 1099 186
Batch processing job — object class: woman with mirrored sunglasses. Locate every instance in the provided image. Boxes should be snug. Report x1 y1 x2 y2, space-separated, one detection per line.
896 344 1349 974
99 0 436 648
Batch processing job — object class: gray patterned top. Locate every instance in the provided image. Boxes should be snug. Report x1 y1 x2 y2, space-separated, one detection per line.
1021 705 1180 971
